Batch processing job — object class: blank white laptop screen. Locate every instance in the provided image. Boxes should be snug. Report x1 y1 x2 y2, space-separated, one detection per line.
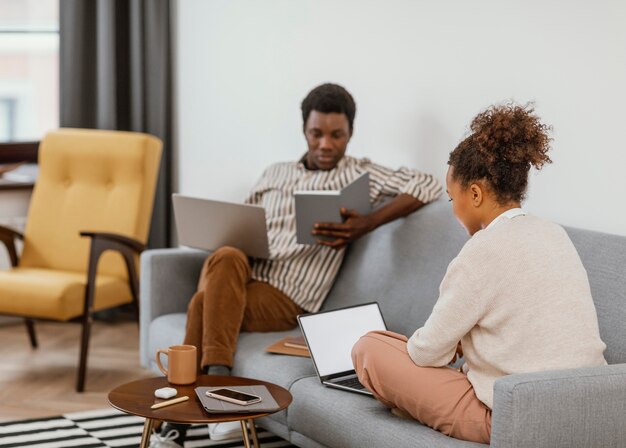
299 303 387 377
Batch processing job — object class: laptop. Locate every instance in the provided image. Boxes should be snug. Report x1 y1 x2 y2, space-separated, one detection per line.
172 194 270 259
298 302 387 396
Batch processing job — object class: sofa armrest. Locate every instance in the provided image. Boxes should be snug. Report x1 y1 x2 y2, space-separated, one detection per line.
139 247 209 366
490 363 626 448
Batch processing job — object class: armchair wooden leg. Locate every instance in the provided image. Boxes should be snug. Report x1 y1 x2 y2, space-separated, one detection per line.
78 235 100 393
24 318 38 348
77 313 92 393
76 231 145 391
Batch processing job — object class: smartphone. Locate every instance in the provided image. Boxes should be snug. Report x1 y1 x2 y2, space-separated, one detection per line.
205 388 262 406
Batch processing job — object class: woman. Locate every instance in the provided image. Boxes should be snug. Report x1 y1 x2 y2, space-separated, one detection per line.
351 103 607 444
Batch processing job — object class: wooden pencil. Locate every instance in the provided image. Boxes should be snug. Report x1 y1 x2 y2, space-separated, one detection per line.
150 395 189 409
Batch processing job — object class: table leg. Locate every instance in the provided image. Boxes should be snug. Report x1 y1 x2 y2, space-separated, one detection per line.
248 419 260 448
140 418 155 448
240 420 252 448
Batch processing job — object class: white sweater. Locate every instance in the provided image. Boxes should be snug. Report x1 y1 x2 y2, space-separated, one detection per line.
407 214 607 408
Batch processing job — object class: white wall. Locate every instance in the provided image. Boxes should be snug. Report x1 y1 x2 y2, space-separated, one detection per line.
175 0 626 236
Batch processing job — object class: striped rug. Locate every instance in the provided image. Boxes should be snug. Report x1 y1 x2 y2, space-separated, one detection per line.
0 408 296 448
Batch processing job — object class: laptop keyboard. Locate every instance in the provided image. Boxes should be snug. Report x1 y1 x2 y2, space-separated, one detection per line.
334 376 366 390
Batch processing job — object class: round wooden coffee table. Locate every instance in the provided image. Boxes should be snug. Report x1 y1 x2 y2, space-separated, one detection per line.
108 375 292 448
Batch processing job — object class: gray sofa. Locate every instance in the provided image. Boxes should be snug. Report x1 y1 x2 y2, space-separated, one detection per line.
140 198 626 448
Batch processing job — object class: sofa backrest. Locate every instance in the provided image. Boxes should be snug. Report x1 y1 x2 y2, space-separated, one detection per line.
322 199 468 336
323 198 626 365
564 227 626 364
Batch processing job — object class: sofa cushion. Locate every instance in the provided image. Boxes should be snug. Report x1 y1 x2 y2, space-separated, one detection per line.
233 330 318 429
232 330 318 389
322 199 468 336
288 376 487 448
565 227 626 364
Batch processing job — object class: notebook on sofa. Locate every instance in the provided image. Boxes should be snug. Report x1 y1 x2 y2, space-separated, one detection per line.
266 335 311 358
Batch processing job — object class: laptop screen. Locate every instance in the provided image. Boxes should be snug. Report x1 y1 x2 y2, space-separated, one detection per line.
298 303 387 378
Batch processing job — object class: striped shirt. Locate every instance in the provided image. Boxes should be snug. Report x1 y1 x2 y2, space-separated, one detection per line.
245 155 442 312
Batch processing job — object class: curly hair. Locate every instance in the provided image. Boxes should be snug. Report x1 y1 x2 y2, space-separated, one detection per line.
448 102 553 204
301 83 356 133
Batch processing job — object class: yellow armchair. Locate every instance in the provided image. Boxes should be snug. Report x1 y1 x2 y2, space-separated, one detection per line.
0 128 162 391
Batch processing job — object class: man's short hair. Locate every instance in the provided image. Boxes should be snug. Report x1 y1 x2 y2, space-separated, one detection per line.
301 83 356 133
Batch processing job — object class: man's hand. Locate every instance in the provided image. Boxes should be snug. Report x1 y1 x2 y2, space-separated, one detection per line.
312 208 374 249
311 194 424 250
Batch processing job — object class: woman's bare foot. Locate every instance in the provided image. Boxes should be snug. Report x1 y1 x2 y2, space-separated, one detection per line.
391 407 413 420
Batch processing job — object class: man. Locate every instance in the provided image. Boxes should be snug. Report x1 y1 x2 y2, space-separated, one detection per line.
159 83 441 445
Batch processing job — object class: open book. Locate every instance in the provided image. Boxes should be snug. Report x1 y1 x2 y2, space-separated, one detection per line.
294 172 371 245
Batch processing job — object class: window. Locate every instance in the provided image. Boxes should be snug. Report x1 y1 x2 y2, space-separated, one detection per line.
0 0 58 143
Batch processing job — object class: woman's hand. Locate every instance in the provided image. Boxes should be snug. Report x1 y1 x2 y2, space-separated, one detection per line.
312 208 374 249
449 341 463 364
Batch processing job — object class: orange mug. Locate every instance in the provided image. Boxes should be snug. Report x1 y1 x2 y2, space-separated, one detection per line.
156 345 197 385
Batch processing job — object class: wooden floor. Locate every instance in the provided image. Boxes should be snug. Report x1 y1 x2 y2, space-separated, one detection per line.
0 317 155 422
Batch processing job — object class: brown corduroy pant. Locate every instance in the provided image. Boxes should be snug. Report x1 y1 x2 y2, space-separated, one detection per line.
183 246 304 370
352 330 492 444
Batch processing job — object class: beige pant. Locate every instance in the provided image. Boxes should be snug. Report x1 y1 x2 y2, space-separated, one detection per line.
352 330 492 444
184 247 303 370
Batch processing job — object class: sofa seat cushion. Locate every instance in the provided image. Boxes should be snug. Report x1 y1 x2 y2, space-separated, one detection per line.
232 330 317 388
233 330 318 429
288 376 487 448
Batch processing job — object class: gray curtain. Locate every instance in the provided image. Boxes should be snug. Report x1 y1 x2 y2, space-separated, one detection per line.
59 0 172 248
